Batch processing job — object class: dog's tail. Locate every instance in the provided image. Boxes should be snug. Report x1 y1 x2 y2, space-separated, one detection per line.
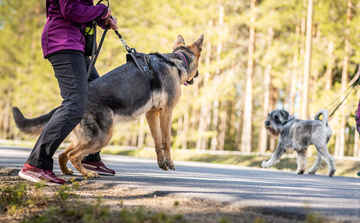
12 106 62 136
314 109 329 124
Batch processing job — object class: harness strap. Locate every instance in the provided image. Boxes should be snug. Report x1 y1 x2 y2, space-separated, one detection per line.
126 50 151 76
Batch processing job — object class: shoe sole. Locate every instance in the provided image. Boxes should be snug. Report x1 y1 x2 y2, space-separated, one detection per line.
18 171 64 186
82 164 115 176
95 171 115 176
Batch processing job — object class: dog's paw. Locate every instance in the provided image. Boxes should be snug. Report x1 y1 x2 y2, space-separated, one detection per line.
165 160 175 170
295 170 305 174
307 169 316 175
63 168 74 175
158 161 169 171
86 171 99 178
261 161 268 168
328 169 336 177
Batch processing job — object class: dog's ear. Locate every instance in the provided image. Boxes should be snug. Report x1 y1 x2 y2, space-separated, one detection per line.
280 109 289 121
193 34 204 51
174 34 185 49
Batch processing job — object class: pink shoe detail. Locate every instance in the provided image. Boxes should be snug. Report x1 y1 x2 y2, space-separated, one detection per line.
18 163 66 186
81 161 115 176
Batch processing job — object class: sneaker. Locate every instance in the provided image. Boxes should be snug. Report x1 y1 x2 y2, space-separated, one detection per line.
18 163 66 186
81 161 115 176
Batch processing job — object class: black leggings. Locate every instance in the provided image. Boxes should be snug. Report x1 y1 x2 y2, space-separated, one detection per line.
26 50 101 170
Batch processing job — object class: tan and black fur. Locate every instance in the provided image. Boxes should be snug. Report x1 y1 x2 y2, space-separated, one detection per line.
12 34 204 178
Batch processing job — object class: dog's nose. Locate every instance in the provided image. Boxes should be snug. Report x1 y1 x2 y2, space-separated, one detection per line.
265 121 270 126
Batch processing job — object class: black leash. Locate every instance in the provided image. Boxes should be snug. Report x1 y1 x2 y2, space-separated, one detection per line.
326 64 360 118
86 0 110 78
114 30 132 53
86 26 109 78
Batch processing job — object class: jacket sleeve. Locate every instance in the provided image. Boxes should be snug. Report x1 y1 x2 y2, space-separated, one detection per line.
58 0 108 23
97 19 106 29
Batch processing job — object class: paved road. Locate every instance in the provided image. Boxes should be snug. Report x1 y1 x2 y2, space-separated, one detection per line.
1 145 360 222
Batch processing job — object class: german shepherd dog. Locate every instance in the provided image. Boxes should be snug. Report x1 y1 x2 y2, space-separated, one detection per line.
12 34 204 178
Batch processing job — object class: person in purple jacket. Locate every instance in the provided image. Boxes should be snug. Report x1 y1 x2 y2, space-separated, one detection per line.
356 107 360 177
18 0 118 185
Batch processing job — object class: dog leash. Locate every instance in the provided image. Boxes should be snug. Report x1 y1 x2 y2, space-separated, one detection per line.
326 64 360 118
86 0 110 79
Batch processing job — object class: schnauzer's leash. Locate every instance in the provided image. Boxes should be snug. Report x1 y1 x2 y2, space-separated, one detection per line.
323 64 360 119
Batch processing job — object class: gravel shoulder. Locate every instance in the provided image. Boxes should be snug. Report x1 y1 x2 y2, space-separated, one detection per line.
0 167 312 223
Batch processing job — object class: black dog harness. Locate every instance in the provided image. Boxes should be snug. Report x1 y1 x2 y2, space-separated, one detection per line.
126 49 152 76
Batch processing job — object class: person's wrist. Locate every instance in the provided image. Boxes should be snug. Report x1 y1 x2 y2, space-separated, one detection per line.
100 5 109 19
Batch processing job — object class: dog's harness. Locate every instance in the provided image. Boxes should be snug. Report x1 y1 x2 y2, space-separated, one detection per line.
125 49 152 76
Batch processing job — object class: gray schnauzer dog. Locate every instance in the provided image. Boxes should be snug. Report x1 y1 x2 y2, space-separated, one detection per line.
262 109 336 177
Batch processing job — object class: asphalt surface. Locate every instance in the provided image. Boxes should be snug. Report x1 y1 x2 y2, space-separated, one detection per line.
1 145 360 222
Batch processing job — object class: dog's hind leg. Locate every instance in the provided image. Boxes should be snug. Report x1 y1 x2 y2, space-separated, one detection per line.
58 142 76 175
67 142 100 178
317 146 336 177
68 126 114 178
146 110 167 170
307 152 322 175
295 149 307 174
160 109 175 170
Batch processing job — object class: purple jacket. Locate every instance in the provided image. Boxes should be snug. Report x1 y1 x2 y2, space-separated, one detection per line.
41 0 108 58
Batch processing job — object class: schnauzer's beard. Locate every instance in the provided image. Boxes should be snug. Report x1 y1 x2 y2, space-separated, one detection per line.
265 125 282 137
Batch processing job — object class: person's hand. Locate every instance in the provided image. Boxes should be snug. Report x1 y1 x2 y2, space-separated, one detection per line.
104 8 118 31
105 16 118 31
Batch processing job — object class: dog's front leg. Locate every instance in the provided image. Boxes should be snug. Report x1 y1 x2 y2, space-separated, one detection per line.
146 110 167 170
160 109 175 170
262 144 286 168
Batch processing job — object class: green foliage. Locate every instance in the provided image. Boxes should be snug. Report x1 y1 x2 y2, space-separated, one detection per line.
0 182 187 223
1 0 360 154
0 183 28 214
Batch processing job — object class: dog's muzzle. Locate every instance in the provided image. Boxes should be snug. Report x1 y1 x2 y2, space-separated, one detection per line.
265 121 270 127
185 70 199 86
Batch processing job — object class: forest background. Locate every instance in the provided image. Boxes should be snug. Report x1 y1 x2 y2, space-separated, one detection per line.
1 0 360 158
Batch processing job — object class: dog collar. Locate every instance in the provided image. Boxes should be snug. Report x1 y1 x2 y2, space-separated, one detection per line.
175 52 188 67
283 117 295 125
175 52 189 86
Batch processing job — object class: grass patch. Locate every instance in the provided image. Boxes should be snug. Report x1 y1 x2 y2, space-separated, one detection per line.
102 148 360 177
0 182 187 223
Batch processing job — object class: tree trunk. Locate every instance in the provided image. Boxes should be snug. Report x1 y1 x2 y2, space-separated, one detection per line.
289 26 300 114
301 0 313 120
259 26 274 154
196 21 213 150
182 111 189 150
334 131 340 157
325 41 334 90
211 99 219 150
210 5 224 151
269 87 278 152
339 0 352 157
241 0 257 153
354 131 359 157
217 101 228 151
137 116 145 148
131 121 139 146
